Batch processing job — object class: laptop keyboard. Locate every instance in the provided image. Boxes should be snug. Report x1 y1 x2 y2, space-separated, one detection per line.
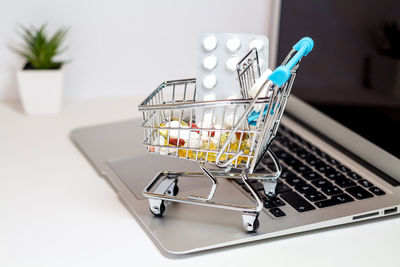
233 125 386 217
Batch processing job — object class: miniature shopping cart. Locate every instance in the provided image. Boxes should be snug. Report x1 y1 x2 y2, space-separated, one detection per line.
138 37 314 232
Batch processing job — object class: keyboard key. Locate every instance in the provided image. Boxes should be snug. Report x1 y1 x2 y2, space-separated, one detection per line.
316 164 334 174
307 159 324 167
284 158 302 166
326 157 340 166
308 144 319 152
369 187 385 196
280 191 316 212
302 172 322 181
315 199 337 208
337 165 351 173
348 172 362 180
276 182 292 194
332 193 354 204
294 133 306 143
286 176 307 187
346 186 374 200
292 164 312 173
280 169 296 179
312 179 333 189
297 151 310 159
295 184 317 194
269 207 286 217
289 144 302 152
322 186 343 196
278 134 289 141
325 171 345 181
359 179 373 188
264 199 275 209
305 192 327 202
316 150 329 159
292 147 307 157
270 145 283 153
324 171 335 180
334 172 347 181
335 177 356 188
304 155 318 164
276 151 293 161
269 197 285 207
282 140 297 148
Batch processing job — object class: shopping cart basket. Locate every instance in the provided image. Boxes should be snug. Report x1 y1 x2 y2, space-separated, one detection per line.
138 37 314 232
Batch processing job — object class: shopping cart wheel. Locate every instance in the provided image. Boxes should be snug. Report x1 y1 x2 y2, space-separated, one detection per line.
165 183 179 196
242 213 260 232
149 199 166 217
173 185 179 196
263 180 278 198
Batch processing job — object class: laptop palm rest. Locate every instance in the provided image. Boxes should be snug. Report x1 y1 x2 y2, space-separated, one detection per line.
107 154 212 200
71 119 270 254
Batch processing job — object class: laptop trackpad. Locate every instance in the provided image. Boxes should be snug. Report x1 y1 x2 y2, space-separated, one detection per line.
107 154 210 200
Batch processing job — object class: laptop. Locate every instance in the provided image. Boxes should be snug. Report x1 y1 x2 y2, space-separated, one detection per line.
70 1 400 254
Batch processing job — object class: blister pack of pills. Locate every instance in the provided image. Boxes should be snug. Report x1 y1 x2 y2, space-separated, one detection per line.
196 32 269 102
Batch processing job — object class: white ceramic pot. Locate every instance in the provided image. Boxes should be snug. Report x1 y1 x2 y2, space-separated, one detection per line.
17 64 64 115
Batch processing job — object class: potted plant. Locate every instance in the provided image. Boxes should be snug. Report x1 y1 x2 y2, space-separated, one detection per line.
12 24 68 115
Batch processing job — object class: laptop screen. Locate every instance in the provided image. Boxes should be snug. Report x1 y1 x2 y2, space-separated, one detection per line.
278 0 400 159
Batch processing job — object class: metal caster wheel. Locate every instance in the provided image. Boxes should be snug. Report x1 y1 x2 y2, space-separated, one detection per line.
265 191 276 198
173 185 179 196
242 213 260 232
149 199 166 217
165 183 179 196
263 180 277 198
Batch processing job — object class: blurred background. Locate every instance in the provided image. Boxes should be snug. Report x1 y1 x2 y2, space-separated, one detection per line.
0 0 279 101
0 0 398 155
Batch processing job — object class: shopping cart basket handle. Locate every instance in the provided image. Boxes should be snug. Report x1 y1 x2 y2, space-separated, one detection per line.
268 37 314 87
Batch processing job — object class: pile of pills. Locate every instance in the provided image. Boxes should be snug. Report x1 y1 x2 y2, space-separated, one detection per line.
196 32 269 102
153 119 252 165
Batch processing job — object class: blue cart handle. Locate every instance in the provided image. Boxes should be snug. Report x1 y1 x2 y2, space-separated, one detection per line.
268 37 314 87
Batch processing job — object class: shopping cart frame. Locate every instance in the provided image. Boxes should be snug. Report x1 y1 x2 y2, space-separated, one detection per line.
139 37 314 232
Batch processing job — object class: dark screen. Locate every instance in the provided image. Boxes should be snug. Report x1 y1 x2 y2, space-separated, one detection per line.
278 0 400 158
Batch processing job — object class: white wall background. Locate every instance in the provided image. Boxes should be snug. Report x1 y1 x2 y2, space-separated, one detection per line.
0 0 278 101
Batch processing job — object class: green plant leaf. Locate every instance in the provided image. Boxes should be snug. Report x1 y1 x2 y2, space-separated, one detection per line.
11 23 69 69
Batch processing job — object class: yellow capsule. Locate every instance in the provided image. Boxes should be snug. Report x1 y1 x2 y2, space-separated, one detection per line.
230 140 240 152
237 148 251 166
201 141 215 163
159 123 168 137
220 132 229 145
178 149 203 160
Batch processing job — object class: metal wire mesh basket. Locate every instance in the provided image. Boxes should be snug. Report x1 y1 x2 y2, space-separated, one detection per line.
139 79 274 171
138 37 314 232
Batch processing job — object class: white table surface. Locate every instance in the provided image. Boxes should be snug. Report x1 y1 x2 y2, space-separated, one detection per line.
1 97 399 267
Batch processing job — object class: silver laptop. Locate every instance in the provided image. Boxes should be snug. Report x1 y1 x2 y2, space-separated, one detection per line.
70 1 400 254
